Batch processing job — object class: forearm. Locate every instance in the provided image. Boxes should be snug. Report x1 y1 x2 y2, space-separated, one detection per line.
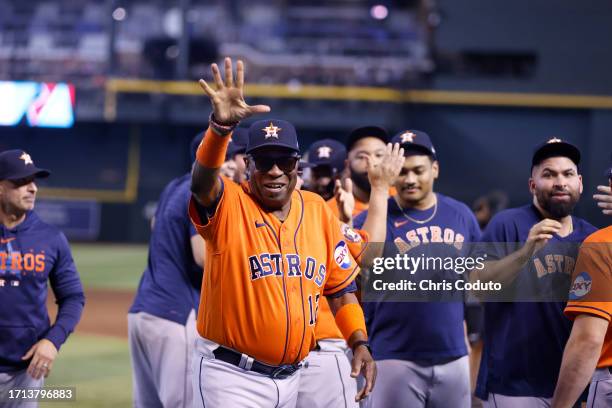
46 292 85 349
552 337 601 408
471 247 530 288
361 186 389 265
191 127 231 207
328 292 367 348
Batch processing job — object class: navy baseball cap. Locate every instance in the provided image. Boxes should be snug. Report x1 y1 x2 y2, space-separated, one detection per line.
532 137 580 167
227 127 248 158
307 139 347 173
0 150 50 181
392 130 437 159
346 126 389 152
246 119 300 155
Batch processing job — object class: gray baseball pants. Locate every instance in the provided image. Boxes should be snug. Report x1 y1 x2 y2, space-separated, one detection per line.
366 356 471 408
128 310 196 408
0 370 44 408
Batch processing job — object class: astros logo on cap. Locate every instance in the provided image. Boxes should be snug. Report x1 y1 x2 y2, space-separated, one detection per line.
400 132 416 143
263 122 281 139
20 152 33 165
547 137 562 144
317 146 332 159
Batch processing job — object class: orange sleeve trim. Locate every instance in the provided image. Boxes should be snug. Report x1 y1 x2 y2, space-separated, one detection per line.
334 303 367 342
196 128 231 169
565 305 612 322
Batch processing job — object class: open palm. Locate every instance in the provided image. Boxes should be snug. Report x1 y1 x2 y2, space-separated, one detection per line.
199 57 270 124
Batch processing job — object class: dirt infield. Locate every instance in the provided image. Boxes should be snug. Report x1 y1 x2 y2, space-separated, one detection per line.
48 288 134 339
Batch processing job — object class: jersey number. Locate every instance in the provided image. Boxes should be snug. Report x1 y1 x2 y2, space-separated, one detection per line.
308 294 321 326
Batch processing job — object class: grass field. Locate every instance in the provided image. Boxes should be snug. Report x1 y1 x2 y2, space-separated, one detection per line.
71 243 147 290
40 335 132 408
39 243 147 407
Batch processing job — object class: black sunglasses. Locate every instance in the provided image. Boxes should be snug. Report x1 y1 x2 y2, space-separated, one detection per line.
250 155 300 173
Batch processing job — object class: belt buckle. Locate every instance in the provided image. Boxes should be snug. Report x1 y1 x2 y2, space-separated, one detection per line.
271 366 289 379
270 364 300 379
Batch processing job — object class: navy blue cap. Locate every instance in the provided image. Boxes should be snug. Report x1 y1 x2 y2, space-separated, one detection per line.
347 126 388 152
532 137 580 167
298 161 314 171
307 139 347 173
227 127 248 158
392 130 437 159
0 150 50 181
246 119 300 155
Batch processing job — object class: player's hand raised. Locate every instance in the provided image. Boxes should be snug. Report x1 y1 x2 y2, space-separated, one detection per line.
594 185 612 216
351 343 377 401
198 57 270 125
366 143 405 189
334 178 355 224
522 219 562 257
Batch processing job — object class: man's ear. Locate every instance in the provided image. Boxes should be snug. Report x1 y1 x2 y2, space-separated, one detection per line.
432 160 439 180
528 177 536 195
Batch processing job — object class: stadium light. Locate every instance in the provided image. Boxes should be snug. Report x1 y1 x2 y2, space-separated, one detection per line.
370 4 389 20
112 7 127 21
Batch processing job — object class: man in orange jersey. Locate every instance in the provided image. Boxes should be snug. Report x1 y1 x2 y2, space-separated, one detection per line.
328 126 389 223
552 166 612 408
296 126 395 408
297 142 405 408
189 57 375 407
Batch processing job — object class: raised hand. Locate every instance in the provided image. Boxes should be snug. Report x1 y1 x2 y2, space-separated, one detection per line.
198 57 270 125
594 185 612 216
367 143 405 189
334 178 355 224
522 219 562 258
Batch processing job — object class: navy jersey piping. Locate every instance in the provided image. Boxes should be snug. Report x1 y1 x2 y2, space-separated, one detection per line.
262 218 290 365
293 190 306 364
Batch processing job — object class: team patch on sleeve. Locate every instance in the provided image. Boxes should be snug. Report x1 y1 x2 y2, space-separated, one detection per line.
334 241 352 269
341 223 361 243
569 272 592 300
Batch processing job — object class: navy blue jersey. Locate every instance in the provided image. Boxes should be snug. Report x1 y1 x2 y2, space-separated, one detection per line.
0 211 85 372
354 193 481 362
129 173 202 325
476 204 596 399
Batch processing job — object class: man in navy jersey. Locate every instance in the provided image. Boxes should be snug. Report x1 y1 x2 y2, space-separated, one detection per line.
354 130 481 408
472 138 596 407
0 150 85 406
128 135 205 408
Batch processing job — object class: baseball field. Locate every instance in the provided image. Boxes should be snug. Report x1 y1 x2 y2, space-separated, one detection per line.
41 243 148 408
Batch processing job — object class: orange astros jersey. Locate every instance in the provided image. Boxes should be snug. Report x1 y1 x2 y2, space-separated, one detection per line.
327 196 368 220
564 226 612 368
189 177 359 365
315 226 368 341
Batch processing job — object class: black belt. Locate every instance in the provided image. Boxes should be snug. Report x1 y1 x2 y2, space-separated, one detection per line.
212 346 301 379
